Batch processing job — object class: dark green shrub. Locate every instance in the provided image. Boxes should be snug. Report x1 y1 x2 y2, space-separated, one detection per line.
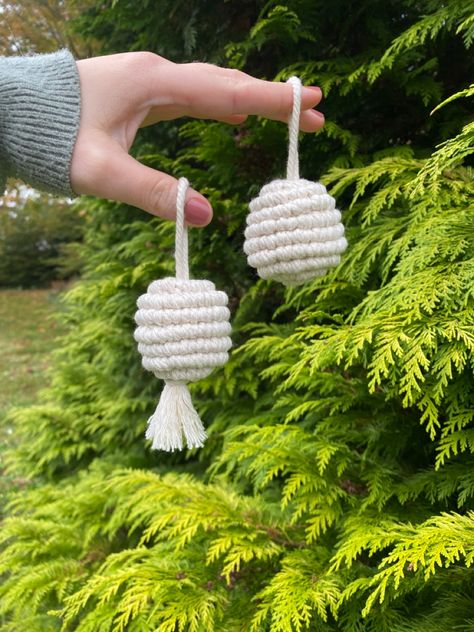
0 190 84 287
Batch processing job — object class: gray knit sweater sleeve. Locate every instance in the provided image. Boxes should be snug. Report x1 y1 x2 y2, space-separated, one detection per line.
0 49 81 197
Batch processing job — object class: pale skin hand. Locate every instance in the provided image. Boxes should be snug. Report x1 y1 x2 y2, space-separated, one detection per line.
70 52 325 226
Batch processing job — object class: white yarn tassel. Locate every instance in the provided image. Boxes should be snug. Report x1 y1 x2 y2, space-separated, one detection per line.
145 382 206 451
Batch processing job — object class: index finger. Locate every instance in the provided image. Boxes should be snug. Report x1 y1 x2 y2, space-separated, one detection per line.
161 62 324 132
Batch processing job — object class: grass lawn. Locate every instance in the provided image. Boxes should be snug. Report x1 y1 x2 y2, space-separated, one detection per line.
0 288 67 506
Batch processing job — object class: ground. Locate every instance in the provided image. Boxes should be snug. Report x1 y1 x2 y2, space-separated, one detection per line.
0 288 66 508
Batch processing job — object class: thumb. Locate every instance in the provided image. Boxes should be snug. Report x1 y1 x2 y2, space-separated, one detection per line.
70 135 213 226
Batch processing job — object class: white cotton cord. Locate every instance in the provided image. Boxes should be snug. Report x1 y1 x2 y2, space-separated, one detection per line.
175 177 189 281
145 382 206 451
286 76 302 181
134 177 232 451
243 76 347 286
244 178 347 285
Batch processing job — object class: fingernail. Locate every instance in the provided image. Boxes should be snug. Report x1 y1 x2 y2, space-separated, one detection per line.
185 197 212 226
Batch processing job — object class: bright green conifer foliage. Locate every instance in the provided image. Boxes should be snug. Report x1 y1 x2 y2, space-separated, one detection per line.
1 1 474 630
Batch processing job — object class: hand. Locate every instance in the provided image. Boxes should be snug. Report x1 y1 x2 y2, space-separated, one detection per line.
70 52 324 226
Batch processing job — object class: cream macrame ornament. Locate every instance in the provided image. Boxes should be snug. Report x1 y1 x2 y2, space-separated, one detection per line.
134 178 232 451
244 76 347 286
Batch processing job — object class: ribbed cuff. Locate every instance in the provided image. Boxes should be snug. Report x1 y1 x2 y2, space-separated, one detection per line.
0 49 81 197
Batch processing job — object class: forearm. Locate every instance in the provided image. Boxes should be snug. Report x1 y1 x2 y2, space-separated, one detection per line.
0 49 80 196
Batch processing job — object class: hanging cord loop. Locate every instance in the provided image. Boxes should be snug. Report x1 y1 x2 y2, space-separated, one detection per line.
175 177 190 280
286 76 302 181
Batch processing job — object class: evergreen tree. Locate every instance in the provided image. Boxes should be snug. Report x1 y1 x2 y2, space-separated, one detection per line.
1 1 474 630
0 192 84 287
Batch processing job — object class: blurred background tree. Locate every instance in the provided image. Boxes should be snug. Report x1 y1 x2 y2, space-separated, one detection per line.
0 1 474 630
0 190 85 287
0 0 99 56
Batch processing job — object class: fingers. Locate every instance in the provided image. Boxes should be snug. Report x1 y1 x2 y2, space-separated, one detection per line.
223 75 324 131
158 63 325 131
206 109 322 132
215 114 249 125
70 134 213 226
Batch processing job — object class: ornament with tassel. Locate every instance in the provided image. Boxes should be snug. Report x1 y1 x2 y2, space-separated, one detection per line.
134 178 232 451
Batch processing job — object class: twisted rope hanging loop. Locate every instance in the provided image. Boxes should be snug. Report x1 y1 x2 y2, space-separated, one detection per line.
244 76 347 286
134 178 232 451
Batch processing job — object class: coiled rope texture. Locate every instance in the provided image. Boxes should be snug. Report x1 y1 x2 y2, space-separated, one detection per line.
244 76 347 286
